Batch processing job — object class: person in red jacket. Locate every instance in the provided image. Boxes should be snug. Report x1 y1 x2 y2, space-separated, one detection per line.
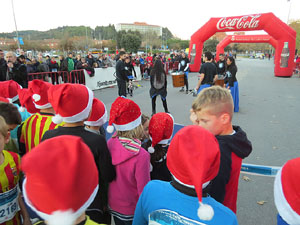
190 86 252 213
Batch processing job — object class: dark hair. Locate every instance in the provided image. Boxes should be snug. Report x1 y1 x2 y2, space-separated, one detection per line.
119 51 126 56
150 58 165 83
18 55 25 60
0 103 22 125
204 52 213 61
227 56 236 67
145 140 168 165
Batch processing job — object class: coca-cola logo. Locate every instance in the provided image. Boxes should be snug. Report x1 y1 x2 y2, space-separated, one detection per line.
217 15 261 30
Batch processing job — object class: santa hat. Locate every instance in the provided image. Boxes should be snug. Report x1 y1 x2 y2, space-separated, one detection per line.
148 113 174 154
17 89 39 114
0 80 22 103
47 84 93 124
84 98 107 127
0 97 9 103
106 97 141 133
28 80 53 109
274 157 300 224
22 135 99 225
167 125 220 221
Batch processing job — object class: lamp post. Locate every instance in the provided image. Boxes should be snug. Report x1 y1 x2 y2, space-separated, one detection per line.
287 0 292 24
11 0 20 50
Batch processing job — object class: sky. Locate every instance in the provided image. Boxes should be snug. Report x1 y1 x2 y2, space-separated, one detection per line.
1 0 299 40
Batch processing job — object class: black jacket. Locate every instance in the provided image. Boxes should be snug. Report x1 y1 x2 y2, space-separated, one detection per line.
7 62 28 88
42 126 116 215
208 126 252 204
116 60 128 81
224 64 237 87
0 58 7 81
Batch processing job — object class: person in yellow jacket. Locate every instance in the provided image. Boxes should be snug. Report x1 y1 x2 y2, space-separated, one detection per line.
22 135 107 225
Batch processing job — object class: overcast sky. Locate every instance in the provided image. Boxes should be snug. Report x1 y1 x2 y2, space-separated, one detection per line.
1 0 299 40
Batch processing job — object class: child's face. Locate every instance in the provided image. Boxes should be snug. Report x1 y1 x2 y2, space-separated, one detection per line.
143 120 150 139
190 108 223 136
0 132 9 151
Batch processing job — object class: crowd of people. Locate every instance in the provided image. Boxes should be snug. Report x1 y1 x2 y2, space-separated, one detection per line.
0 47 299 225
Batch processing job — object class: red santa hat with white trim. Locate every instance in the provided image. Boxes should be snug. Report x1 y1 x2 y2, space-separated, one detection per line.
167 125 220 221
0 80 22 103
47 84 93 124
106 97 141 133
148 112 174 154
84 98 107 127
22 135 99 225
17 89 39 114
28 80 53 110
274 157 300 224
0 97 9 103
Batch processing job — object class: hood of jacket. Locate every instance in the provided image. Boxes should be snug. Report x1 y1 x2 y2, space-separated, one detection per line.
108 137 141 165
216 126 252 159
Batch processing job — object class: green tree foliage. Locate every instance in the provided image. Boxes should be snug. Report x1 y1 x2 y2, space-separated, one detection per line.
203 38 219 52
162 27 173 40
120 33 141 52
95 24 117 40
166 39 190 50
289 20 300 50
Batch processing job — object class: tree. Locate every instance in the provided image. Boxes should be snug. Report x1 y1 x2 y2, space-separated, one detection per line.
289 20 300 50
121 33 141 52
162 27 173 40
59 33 74 51
203 38 219 52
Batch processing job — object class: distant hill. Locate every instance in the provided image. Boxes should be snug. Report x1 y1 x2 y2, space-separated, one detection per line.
0 25 174 41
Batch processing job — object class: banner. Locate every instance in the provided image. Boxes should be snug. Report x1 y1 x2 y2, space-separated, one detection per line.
84 66 141 91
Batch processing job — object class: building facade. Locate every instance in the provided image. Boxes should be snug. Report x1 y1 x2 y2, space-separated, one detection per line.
115 22 162 36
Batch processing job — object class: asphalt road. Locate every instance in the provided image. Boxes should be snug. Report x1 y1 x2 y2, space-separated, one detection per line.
94 57 300 225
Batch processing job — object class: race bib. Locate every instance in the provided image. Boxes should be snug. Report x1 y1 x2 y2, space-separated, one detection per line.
0 186 20 223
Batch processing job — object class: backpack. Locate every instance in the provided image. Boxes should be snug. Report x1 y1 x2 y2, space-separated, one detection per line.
153 73 165 89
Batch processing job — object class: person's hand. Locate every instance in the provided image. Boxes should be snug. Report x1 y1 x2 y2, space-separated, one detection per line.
227 86 230 89
7 62 13 68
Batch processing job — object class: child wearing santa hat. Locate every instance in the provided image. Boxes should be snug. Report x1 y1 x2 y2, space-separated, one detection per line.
143 112 174 181
84 98 107 137
106 97 150 225
0 80 31 149
274 157 300 225
22 135 105 225
133 125 238 225
18 80 61 156
42 83 115 224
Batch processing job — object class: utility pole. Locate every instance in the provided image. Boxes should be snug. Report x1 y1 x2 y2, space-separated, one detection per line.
11 0 20 50
85 26 88 51
287 0 292 24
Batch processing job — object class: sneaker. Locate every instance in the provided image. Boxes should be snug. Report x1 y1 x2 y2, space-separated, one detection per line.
186 90 189 94
179 87 184 92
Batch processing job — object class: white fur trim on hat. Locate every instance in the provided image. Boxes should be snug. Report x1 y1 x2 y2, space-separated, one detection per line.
22 178 99 225
172 174 210 189
52 114 63 124
198 202 214 221
33 102 52 110
9 95 19 103
63 86 93 123
84 106 108 127
113 115 141 131
274 168 300 225
148 146 155 154
32 94 41 102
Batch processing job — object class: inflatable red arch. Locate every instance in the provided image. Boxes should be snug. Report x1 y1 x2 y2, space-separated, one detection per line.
189 13 296 77
216 35 277 61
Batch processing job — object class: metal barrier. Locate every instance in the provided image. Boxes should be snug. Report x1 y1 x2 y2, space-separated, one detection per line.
28 71 70 84
69 70 85 84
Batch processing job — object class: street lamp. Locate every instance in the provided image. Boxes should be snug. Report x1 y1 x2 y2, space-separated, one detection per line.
287 0 292 24
11 0 20 50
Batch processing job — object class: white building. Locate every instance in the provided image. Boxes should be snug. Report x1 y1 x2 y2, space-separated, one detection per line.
115 22 162 36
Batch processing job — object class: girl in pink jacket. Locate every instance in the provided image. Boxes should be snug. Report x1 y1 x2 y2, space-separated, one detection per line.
106 97 150 225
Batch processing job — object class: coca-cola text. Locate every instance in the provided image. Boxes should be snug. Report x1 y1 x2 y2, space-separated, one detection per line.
217 15 261 30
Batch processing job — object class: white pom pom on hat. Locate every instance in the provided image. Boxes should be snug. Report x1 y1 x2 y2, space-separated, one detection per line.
106 125 114 133
197 202 214 221
52 114 63 124
19 106 26 112
32 94 41 102
47 210 77 225
148 146 155 154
